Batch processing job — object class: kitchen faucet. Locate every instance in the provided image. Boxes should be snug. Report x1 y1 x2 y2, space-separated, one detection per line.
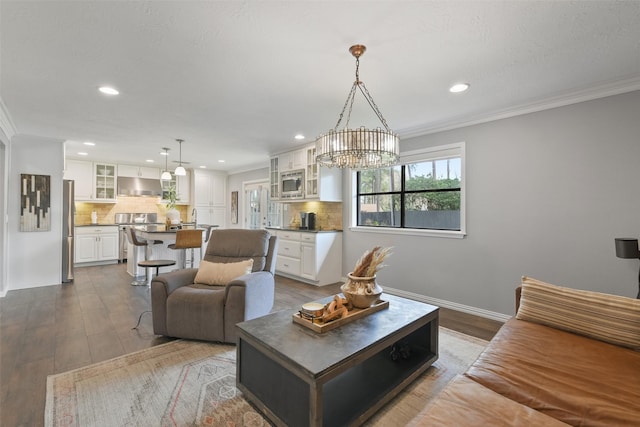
192 208 197 227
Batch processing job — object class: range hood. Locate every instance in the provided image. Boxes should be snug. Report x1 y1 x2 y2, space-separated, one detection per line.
117 177 163 197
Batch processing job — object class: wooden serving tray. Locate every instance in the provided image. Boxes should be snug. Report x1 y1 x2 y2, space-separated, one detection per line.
292 299 389 333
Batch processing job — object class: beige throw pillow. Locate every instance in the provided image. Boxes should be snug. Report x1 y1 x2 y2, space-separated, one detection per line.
516 276 640 350
194 259 254 286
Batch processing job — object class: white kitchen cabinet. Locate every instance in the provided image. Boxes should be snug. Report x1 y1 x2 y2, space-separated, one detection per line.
74 226 119 265
274 229 342 286
176 171 191 204
192 170 226 207
300 241 316 279
75 234 98 263
64 159 93 200
195 206 226 228
118 164 160 179
279 148 306 172
63 160 117 202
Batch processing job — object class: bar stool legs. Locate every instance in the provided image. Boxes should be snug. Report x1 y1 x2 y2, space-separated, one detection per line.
132 259 176 329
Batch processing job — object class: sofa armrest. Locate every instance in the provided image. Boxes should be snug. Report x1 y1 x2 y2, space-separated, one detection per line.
150 268 198 336
515 286 522 314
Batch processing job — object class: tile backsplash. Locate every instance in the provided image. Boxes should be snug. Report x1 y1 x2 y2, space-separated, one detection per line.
285 201 343 231
75 197 189 225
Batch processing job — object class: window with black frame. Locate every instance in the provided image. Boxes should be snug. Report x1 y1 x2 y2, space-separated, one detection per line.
357 156 462 230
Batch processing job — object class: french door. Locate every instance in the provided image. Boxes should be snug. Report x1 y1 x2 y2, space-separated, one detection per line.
243 180 281 229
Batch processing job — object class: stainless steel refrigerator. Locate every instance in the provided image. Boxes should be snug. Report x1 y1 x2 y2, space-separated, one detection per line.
62 179 74 282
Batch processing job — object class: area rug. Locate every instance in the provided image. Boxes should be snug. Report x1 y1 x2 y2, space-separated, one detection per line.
45 327 488 426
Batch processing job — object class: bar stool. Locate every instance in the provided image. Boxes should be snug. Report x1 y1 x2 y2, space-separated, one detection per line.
126 226 164 286
168 229 204 268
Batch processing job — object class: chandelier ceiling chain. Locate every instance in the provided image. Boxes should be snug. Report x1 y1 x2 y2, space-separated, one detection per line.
315 44 400 170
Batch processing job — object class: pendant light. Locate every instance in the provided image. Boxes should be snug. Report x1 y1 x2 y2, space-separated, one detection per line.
160 147 172 181
174 138 186 176
315 45 399 170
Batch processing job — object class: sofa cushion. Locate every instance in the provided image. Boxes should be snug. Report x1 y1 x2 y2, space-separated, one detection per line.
407 375 570 427
516 276 640 350
194 259 254 286
465 318 640 426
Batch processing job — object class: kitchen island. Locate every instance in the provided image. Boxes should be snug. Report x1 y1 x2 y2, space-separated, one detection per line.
127 225 216 278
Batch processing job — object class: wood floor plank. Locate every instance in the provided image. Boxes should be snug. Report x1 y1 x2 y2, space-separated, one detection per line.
54 330 92 373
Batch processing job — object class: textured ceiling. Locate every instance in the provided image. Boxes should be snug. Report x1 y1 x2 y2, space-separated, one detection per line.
1 1 639 172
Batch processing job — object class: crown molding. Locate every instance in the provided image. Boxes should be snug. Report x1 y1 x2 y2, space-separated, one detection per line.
0 97 17 140
400 76 640 139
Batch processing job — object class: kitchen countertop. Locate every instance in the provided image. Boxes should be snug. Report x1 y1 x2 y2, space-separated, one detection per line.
134 224 215 233
266 227 342 233
76 222 205 228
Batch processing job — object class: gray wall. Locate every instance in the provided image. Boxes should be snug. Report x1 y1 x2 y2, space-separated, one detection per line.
227 167 270 229
7 134 65 290
343 91 640 316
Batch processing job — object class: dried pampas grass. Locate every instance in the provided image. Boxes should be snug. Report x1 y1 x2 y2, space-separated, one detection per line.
352 246 393 277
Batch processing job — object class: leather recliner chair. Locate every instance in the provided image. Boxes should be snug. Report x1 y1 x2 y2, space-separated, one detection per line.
151 229 278 343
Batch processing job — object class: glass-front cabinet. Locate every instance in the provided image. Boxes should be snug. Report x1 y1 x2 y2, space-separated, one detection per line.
270 157 279 200
306 146 318 198
94 163 116 201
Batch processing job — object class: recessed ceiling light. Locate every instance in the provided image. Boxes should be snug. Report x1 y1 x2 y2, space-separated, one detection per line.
449 83 470 93
98 86 119 95
78 152 88 156
146 159 154 163
160 151 169 156
218 160 225 163
199 165 207 169
294 134 305 140
83 141 95 146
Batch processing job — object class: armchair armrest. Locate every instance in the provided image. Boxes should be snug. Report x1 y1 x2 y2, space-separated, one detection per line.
150 268 198 336
152 268 198 295
223 271 275 342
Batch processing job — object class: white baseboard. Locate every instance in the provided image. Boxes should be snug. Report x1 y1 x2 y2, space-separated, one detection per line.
383 286 513 323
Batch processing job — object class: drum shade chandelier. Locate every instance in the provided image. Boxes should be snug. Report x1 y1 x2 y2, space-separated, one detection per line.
174 139 186 176
315 45 399 170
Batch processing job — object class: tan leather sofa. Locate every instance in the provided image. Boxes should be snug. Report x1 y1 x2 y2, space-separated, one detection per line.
410 278 640 426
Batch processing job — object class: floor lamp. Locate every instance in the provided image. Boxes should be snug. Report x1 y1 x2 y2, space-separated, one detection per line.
614 237 640 299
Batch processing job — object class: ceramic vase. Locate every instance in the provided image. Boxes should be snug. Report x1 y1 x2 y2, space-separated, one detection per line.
341 273 383 308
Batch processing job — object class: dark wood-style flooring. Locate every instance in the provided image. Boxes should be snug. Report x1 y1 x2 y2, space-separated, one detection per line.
0 263 503 426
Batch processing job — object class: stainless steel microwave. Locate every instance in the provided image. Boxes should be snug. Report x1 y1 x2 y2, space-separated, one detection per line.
280 169 305 199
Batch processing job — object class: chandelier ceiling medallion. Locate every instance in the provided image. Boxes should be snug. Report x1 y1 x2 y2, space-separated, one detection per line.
315 44 400 170
174 139 186 176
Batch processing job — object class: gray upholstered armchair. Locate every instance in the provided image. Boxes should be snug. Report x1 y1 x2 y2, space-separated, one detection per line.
150 229 278 343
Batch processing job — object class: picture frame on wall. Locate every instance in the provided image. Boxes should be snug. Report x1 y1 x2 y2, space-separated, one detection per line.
231 191 238 224
20 174 51 232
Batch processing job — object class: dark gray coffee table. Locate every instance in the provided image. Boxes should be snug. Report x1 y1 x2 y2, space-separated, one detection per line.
236 293 439 427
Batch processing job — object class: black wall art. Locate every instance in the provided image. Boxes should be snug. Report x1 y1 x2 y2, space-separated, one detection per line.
20 174 51 232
